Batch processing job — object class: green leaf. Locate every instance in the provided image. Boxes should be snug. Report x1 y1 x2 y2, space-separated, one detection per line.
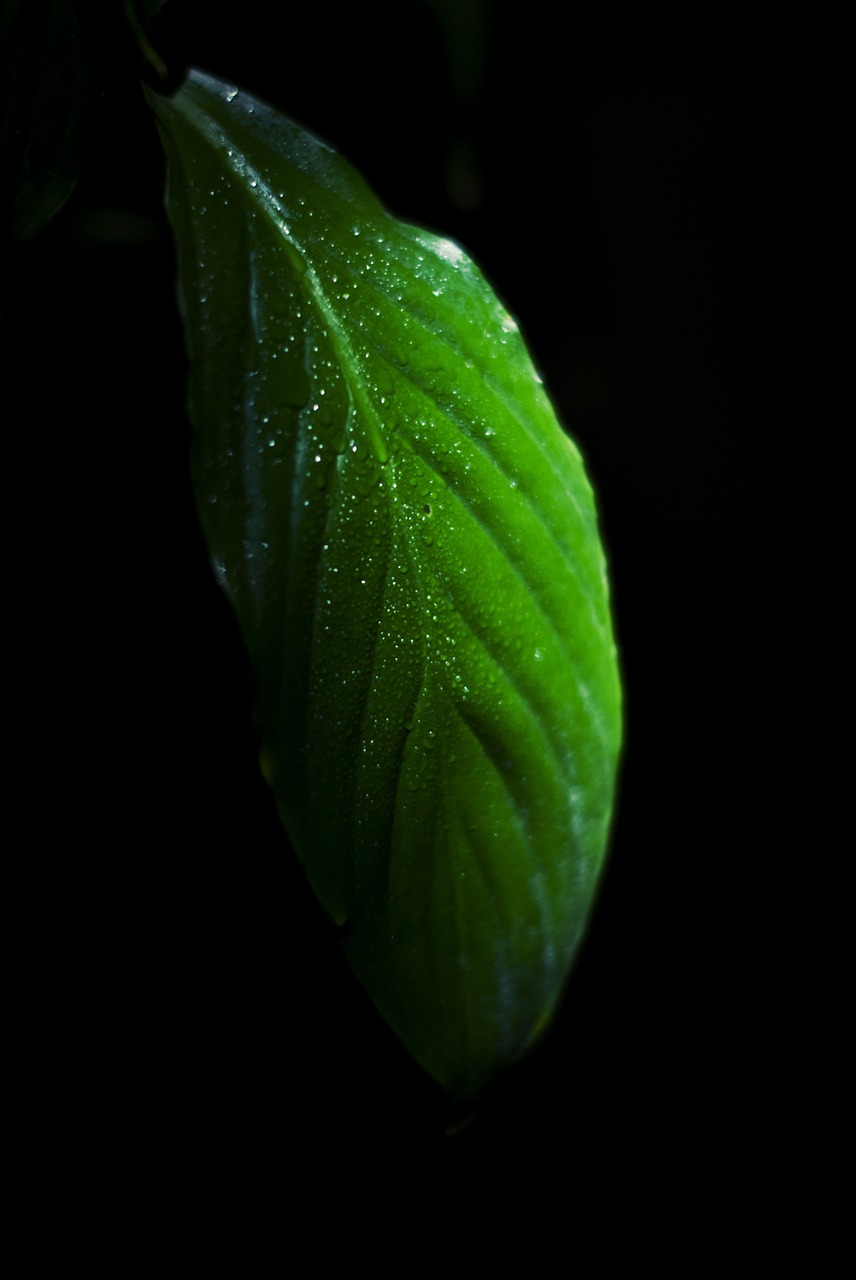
148 69 622 1098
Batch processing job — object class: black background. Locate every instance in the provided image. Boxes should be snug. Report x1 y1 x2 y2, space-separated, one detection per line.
6 2 841 1269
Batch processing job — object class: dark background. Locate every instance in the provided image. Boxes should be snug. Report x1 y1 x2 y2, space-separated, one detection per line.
6 1 840 1269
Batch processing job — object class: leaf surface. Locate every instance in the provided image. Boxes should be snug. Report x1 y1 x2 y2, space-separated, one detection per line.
149 69 622 1097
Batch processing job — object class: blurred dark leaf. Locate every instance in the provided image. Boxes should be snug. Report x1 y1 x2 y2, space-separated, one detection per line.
0 0 98 238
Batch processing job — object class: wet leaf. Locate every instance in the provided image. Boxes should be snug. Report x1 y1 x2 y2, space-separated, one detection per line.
149 69 622 1097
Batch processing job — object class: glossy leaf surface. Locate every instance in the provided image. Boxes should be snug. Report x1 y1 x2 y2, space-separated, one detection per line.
150 69 622 1097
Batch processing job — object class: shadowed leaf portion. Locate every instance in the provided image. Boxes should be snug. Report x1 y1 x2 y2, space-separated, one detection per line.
149 69 621 1097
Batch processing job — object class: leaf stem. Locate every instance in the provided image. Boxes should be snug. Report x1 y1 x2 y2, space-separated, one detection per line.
122 0 167 80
